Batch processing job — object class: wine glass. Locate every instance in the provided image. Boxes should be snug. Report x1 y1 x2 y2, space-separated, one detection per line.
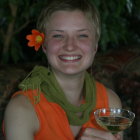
94 108 135 134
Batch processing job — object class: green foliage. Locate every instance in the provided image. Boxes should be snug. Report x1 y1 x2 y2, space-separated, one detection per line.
0 0 139 64
93 0 136 51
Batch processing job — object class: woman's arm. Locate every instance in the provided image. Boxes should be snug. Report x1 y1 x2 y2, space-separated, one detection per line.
78 88 123 140
107 88 122 109
4 95 39 140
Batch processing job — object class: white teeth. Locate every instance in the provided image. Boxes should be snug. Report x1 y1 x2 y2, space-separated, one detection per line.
60 56 81 60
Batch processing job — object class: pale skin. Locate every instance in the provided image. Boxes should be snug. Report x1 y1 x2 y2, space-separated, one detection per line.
4 10 122 140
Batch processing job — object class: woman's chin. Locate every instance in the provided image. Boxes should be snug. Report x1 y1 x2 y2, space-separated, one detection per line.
53 67 87 76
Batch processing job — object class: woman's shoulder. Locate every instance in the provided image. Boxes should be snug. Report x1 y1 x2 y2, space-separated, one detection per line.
95 81 122 108
6 94 33 111
106 88 122 108
4 94 37 123
4 94 39 135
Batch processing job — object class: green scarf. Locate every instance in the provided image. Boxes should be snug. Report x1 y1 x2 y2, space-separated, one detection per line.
19 66 96 125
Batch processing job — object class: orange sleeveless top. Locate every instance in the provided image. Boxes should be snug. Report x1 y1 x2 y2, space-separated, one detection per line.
13 82 108 140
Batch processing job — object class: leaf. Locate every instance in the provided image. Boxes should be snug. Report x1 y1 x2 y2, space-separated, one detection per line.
126 0 133 13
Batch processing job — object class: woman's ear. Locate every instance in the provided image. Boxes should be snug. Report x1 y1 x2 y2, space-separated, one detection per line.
93 44 98 54
95 44 98 52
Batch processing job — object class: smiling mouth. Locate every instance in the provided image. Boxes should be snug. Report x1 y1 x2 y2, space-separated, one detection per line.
59 55 82 61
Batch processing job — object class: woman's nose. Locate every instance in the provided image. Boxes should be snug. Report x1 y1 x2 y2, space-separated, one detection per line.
63 36 77 51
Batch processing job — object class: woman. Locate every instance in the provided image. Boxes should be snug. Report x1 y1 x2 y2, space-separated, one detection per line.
4 0 122 139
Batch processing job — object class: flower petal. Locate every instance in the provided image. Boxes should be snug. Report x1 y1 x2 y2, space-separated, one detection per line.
26 35 35 41
32 29 40 35
34 44 40 51
28 41 36 47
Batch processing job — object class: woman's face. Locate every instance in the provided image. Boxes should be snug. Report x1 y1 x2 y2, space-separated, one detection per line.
43 10 98 76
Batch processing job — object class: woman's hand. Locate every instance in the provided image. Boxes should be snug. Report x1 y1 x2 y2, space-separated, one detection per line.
78 128 122 140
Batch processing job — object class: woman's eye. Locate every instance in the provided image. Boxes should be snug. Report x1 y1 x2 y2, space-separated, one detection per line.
52 34 63 38
79 34 88 38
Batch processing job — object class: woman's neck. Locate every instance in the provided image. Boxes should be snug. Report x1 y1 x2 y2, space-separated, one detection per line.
53 71 85 105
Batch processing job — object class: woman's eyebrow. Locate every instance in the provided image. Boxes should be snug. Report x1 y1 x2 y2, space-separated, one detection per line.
77 29 90 32
47 29 91 34
48 30 64 33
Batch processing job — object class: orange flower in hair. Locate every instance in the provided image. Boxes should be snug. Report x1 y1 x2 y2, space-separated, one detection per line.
26 29 45 51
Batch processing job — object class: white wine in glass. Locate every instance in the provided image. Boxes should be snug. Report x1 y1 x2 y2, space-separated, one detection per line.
94 108 135 134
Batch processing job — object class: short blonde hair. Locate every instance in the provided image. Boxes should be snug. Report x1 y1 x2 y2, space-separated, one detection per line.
37 0 101 41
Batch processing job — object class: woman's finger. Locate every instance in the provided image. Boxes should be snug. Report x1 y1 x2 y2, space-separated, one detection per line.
83 128 119 140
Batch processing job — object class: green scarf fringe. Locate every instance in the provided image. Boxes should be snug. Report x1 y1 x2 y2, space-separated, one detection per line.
19 66 96 125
